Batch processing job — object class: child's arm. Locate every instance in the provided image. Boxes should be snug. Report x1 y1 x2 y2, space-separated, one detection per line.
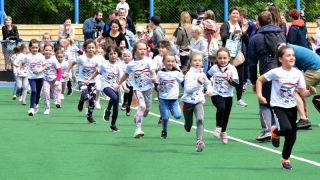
176 71 184 83
203 75 213 96
184 74 203 94
62 61 76 78
18 61 25 75
298 87 317 97
115 73 129 92
256 75 268 104
151 69 156 83
84 70 99 85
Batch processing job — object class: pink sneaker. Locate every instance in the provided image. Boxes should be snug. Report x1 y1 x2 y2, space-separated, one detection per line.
220 132 228 144
196 140 205 152
213 127 221 138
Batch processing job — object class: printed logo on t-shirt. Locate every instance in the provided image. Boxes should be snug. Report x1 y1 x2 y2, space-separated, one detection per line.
278 82 297 103
214 75 229 93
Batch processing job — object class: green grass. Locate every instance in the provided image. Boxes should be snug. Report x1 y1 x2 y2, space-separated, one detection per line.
1 87 320 179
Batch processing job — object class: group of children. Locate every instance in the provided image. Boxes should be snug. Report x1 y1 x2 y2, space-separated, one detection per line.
10 31 316 169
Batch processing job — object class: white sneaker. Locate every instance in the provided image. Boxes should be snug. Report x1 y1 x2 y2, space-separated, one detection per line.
95 101 101 109
12 95 17 100
28 108 34 116
213 127 221 138
220 132 228 144
236 99 247 107
133 128 145 138
34 104 39 114
60 94 64 100
154 97 158 101
196 140 205 152
19 96 22 102
44 109 50 115
105 96 110 100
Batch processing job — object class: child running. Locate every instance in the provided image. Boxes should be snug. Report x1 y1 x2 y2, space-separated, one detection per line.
256 43 316 169
94 46 104 109
14 43 29 105
156 52 184 139
11 47 20 100
55 50 69 100
86 46 128 132
117 40 157 138
181 53 212 152
207 47 239 144
19 39 47 116
43 43 62 114
62 39 99 124
120 49 134 116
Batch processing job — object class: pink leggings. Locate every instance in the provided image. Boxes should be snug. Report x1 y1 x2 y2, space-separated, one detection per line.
134 89 152 128
43 80 61 110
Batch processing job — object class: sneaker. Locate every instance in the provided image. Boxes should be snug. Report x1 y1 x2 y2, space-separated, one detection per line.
255 130 271 142
236 99 248 107
297 119 311 129
56 104 61 108
34 104 39 114
87 116 96 124
95 101 101 110
196 140 205 152
12 95 16 100
242 85 246 92
126 106 131 116
184 125 191 132
281 159 292 170
121 103 127 111
158 117 162 126
161 131 167 139
60 94 65 100
271 126 280 148
105 96 110 100
154 97 158 101
28 108 34 116
110 125 120 132
77 98 84 112
18 96 22 102
103 109 111 122
44 109 50 115
22 101 26 105
67 89 73 96
213 127 221 138
143 109 149 117
220 132 228 144
133 128 145 138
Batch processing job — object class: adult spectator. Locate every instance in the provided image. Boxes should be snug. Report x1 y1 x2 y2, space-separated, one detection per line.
147 15 166 58
287 9 309 48
280 13 290 36
172 11 197 41
119 17 136 51
192 6 206 25
103 10 118 32
176 11 192 72
2 16 19 71
316 15 320 55
97 19 126 48
58 17 75 41
118 8 136 34
82 10 105 40
266 3 286 36
220 7 249 107
248 11 286 141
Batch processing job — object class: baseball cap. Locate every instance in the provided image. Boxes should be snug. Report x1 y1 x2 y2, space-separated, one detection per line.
135 26 144 33
197 6 206 13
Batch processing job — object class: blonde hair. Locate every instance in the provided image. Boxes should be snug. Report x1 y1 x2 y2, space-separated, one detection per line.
186 53 203 72
4 16 12 22
180 11 191 28
191 25 203 36
42 32 52 40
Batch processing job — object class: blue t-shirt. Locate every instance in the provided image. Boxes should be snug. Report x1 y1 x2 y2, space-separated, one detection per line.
289 44 320 71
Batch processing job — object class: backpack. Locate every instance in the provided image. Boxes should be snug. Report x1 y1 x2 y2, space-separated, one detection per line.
264 32 286 56
208 36 219 57
202 19 216 32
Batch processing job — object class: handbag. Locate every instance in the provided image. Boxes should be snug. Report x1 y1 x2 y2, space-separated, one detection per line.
230 50 245 67
208 34 219 57
7 41 16 51
225 33 241 58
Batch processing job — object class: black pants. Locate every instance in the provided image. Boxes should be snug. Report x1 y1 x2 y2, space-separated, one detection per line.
123 85 134 106
103 87 119 126
211 95 233 132
152 50 159 59
180 54 189 74
272 106 297 159
235 63 244 100
78 82 96 117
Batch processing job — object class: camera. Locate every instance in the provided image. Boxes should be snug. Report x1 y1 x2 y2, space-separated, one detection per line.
94 26 102 38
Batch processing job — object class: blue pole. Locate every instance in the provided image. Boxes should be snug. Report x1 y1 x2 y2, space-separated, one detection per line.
0 0 4 24
296 0 300 12
74 0 79 24
149 0 154 18
223 0 228 21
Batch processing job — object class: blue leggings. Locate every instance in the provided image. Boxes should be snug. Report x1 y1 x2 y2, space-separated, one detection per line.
28 78 44 108
103 87 119 126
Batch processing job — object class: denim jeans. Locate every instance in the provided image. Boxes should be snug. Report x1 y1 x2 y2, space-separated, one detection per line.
159 99 181 132
13 72 17 95
202 57 209 73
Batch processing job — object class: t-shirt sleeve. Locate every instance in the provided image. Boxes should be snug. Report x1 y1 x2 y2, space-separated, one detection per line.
125 64 132 74
207 66 214 76
118 65 124 80
125 3 130 10
116 4 120 10
297 71 306 88
230 66 239 80
54 59 61 69
148 60 156 71
263 69 276 82
156 72 161 83
98 63 104 74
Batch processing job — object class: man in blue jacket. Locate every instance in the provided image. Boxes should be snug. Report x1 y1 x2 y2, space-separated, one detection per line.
82 10 105 40
248 11 286 141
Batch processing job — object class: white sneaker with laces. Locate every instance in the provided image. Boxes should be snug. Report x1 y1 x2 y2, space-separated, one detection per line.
213 127 221 138
95 101 101 109
44 109 50 115
60 94 64 100
236 99 247 107
196 140 205 152
34 104 39 114
220 132 228 144
28 108 34 116
133 127 145 138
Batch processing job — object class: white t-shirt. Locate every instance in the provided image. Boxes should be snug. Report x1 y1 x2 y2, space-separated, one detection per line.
75 55 99 83
15 53 27 77
125 57 155 91
11 54 18 74
44 57 61 81
23 53 46 79
119 60 134 86
59 60 69 82
207 63 239 97
98 61 123 90
153 54 181 70
156 68 184 99
65 44 80 63
116 2 130 11
264 67 306 108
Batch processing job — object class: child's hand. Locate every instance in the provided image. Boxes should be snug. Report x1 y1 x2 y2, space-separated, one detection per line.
17 70 21 76
54 81 60 86
197 77 204 85
258 96 267 104
309 86 317 95
83 80 89 86
157 84 161 91
205 91 212 97
114 85 119 92
62 73 67 79
125 88 130 93
151 77 156 83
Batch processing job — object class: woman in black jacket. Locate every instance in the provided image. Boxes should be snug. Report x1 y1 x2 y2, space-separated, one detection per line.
2 16 19 70
220 7 249 107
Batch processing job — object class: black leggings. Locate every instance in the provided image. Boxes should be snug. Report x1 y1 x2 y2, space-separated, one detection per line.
272 106 297 159
103 87 119 126
123 85 133 107
235 63 244 100
211 95 233 132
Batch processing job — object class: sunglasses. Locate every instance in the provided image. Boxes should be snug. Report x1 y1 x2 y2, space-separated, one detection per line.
267 2 275 6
